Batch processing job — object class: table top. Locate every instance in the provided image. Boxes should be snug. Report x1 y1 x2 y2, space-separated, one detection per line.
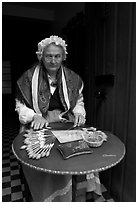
12 122 125 175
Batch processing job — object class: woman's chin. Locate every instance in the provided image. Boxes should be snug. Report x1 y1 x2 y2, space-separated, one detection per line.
47 67 60 73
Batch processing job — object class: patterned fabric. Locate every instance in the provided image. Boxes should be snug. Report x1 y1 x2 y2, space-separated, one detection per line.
16 63 83 118
86 172 102 195
44 179 72 202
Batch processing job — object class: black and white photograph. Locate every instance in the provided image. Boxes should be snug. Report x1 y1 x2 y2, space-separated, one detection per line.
2 1 136 202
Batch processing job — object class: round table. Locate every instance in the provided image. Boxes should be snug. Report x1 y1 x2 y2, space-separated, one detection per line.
12 122 126 175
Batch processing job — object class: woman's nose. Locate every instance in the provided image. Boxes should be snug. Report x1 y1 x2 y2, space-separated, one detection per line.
51 57 56 63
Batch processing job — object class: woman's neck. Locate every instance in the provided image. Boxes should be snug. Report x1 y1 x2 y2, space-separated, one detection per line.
47 72 57 80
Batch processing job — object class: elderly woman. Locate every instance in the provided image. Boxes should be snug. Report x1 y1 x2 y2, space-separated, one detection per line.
15 36 86 130
15 36 102 202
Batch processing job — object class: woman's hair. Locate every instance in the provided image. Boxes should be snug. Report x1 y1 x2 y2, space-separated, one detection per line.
36 35 68 61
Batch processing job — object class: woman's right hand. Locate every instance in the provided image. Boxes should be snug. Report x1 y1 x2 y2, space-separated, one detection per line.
31 114 48 130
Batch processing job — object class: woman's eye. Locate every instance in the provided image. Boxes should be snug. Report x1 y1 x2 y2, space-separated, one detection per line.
56 55 61 58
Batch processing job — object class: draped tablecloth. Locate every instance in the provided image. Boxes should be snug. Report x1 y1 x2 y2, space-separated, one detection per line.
12 122 125 201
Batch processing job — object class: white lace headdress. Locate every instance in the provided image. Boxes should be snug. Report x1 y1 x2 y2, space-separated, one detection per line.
36 35 68 61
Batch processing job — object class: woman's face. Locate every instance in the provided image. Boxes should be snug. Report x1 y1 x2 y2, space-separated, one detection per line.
42 43 64 75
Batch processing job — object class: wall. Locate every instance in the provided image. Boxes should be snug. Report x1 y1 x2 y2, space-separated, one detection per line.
53 2 85 34
2 2 85 119
85 2 136 201
2 15 53 97
2 3 54 21
2 2 85 92
2 61 12 94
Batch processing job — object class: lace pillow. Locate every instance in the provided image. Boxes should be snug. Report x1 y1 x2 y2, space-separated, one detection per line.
57 140 93 159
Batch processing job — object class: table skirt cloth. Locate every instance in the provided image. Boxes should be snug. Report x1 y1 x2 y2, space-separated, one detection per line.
22 164 101 202
22 164 72 202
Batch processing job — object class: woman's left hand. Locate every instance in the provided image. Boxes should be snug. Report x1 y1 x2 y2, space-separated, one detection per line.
74 113 86 127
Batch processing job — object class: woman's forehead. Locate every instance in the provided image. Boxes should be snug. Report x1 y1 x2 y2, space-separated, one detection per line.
43 43 63 54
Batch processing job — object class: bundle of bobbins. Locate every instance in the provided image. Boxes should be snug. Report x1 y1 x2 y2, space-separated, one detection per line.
20 128 56 159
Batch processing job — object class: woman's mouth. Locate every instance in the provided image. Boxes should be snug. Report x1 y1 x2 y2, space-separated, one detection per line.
49 63 57 67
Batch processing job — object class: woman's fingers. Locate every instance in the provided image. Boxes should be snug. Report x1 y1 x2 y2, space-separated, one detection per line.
31 121 34 128
45 121 49 128
31 121 44 130
33 122 39 130
74 114 86 127
39 122 45 130
31 115 48 130
74 114 79 127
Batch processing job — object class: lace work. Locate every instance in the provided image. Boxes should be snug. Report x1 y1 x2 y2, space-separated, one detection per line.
44 179 72 202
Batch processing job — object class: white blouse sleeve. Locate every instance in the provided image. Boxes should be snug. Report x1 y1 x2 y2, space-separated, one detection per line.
72 83 86 118
15 99 41 124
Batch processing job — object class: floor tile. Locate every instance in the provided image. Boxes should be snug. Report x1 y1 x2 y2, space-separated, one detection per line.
2 166 11 173
11 169 20 176
11 185 22 193
2 171 11 177
2 156 10 160
11 174 20 181
2 181 11 189
11 179 21 187
2 194 11 202
12 198 24 202
3 152 10 157
10 155 16 160
2 176 11 183
11 165 19 170
3 148 10 152
10 158 18 162
11 192 23 201
2 163 10 167
10 161 18 166
2 159 10 164
2 187 11 196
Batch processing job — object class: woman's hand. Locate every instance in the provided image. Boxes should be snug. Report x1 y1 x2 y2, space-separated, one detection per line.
31 115 48 130
74 113 86 127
